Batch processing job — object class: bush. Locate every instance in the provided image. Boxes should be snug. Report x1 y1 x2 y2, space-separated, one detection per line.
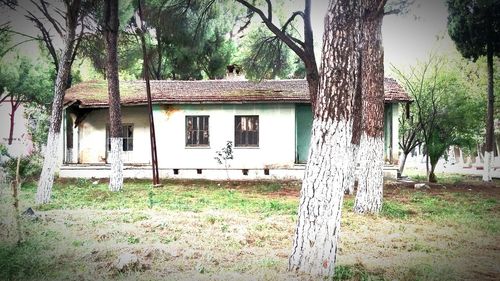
1 154 43 182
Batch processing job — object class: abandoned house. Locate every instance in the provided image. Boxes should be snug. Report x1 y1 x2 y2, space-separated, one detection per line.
58 78 411 180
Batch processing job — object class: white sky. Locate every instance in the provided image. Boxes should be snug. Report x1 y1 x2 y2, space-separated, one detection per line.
306 0 457 75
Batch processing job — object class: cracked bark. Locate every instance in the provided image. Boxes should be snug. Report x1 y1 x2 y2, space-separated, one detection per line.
288 0 361 276
354 0 385 214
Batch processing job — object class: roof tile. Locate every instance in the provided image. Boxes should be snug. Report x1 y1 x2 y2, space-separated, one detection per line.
65 78 411 107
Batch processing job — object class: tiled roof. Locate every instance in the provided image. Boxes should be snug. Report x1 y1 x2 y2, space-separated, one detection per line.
383 77 412 103
65 78 411 108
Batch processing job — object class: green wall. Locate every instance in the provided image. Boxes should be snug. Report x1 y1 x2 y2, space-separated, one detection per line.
295 104 313 164
295 103 395 164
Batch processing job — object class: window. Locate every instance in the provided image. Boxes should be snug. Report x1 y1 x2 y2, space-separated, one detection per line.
186 116 209 147
106 124 134 151
235 116 259 147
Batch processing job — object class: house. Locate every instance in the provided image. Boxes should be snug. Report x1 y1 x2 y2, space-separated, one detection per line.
58 78 411 180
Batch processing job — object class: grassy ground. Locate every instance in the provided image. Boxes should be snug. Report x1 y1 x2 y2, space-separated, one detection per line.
0 177 498 281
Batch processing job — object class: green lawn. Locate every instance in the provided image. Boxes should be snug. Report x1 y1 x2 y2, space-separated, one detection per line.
0 178 498 281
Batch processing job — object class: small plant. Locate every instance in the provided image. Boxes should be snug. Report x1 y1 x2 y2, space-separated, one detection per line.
127 236 140 244
214 141 234 179
148 190 155 209
0 152 43 185
75 178 90 188
160 235 178 244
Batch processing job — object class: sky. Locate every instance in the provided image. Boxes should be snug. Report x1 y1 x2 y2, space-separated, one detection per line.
1 0 459 77
306 0 458 75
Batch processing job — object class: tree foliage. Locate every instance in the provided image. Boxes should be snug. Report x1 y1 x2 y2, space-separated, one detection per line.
236 26 302 80
136 0 236 80
394 56 485 182
447 0 499 181
447 0 500 60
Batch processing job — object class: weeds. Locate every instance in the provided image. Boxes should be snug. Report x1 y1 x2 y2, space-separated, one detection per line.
332 264 384 281
381 202 411 219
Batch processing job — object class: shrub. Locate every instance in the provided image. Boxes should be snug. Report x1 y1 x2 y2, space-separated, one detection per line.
1 154 43 183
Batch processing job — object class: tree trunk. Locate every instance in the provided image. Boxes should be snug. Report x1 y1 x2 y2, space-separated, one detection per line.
104 0 123 192
483 42 494 182
36 0 81 204
399 152 408 176
425 153 430 178
354 1 385 214
8 96 20 145
8 101 17 145
288 0 361 276
428 161 437 183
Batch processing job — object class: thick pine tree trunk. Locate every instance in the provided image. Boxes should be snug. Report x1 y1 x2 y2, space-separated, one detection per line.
36 1 81 204
354 1 385 214
104 0 123 192
288 0 361 276
483 43 494 182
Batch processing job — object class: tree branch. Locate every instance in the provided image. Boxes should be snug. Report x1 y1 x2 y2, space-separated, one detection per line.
282 11 305 32
31 0 65 38
0 38 39 58
235 0 306 61
264 0 272 22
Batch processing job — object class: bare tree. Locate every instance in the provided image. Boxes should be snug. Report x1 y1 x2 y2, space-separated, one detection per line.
397 103 422 176
104 0 123 191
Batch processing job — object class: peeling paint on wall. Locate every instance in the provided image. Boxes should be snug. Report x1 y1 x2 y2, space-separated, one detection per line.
160 105 180 120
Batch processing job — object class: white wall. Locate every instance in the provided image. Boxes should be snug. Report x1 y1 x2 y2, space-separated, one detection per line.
77 106 151 164
74 104 297 169
153 104 296 169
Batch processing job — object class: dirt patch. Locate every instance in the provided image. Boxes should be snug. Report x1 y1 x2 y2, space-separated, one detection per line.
385 179 500 199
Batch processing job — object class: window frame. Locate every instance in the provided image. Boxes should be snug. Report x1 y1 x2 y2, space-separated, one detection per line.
106 124 134 152
234 115 259 148
185 115 210 147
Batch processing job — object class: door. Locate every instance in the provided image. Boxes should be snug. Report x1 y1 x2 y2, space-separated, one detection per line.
295 104 313 164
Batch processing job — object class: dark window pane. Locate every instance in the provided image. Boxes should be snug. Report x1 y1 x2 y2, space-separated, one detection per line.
186 116 209 146
235 116 259 147
128 139 133 151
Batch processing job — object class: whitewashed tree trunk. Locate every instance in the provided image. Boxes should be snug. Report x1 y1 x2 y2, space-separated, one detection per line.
104 0 123 191
353 0 385 214
354 134 384 213
289 119 358 276
36 0 81 204
399 152 408 176
36 132 60 204
288 0 361 276
109 138 123 191
482 151 493 182
345 144 358 195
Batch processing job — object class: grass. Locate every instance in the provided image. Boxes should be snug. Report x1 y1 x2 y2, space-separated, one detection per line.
1 178 499 280
332 264 385 281
20 180 299 215
403 168 500 186
16 178 500 234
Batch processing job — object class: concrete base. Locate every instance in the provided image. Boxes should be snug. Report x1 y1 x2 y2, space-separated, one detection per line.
58 164 399 181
